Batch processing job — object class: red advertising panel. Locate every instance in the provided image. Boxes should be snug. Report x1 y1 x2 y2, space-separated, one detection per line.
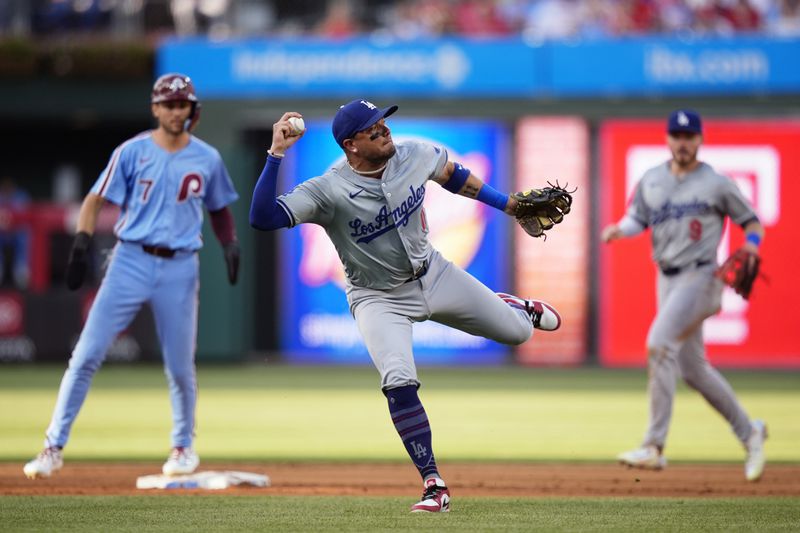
600 119 800 368
515 117 589 365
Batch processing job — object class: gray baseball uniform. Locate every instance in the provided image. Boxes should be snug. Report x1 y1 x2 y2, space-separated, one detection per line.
278 140 533 389
625 161 758 448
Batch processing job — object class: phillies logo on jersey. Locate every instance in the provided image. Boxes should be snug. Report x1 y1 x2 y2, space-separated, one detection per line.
349 184 426 244
177 172 204 202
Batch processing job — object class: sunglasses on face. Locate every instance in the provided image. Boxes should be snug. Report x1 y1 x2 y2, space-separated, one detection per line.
356 120 389 141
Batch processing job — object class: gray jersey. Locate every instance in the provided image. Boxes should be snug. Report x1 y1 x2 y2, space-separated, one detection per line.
627 161 757 268
277 140 447 290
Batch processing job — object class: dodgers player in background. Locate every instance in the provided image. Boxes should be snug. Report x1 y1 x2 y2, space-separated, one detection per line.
602 109 767 481
250 100 562 513
23 73 240 479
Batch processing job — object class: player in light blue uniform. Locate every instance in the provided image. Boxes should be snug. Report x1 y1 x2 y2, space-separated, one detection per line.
24 73 240 479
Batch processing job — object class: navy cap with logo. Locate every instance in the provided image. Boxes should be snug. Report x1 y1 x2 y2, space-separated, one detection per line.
667 109 702 135
332 99 398 148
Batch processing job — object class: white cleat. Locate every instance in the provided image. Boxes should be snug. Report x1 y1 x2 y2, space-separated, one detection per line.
745 419 767 482
23 447 64 479
617 445 667 470
410 477 451 513
162 447 200 476
526 299 561 331
496 293 562 331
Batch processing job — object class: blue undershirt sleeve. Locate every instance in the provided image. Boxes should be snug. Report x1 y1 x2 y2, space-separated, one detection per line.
249 155 292 230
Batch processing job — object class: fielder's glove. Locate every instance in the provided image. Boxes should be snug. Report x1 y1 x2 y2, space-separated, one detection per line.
223 241 240 285
65 231 91 290
715 248 761 300
512 181 576 239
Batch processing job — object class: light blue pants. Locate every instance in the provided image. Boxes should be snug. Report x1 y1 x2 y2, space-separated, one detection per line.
45 241 200 449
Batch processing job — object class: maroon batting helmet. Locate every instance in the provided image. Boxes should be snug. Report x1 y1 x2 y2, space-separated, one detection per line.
151 73 201 131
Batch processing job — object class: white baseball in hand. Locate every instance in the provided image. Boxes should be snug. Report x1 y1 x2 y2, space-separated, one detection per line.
288 117 306 136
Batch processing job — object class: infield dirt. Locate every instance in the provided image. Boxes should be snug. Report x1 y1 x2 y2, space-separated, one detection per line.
2 463 799 497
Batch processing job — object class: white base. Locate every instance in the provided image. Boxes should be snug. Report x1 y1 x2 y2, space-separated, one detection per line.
136 470 270 490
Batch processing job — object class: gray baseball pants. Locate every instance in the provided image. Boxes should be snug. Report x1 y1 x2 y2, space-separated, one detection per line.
643 263 752 449
348 251 533 390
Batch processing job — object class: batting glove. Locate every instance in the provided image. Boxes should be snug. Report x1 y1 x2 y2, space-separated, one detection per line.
65 231 91 290
223 241 240 285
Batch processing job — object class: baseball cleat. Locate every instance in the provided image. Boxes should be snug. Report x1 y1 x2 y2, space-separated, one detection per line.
162 447 199 476
496 293 562 331
744 419 767 482
526 299 561 331
410 477 451 513
23 446 64 479
616 445 667 470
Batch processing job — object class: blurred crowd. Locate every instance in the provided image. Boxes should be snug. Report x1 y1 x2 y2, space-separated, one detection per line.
0 0 798 40
382 0 800 39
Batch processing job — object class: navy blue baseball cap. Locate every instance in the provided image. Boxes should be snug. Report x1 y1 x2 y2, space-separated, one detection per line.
667 109 702 134
332 99 398 148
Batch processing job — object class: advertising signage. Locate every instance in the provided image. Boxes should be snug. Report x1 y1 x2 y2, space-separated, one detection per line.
158 36 800 99
600 119 800 368
158 37 539 98
278 118 511 364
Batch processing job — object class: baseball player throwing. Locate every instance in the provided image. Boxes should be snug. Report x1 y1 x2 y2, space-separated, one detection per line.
23 73 240 479
602 109 767 481
250 100 564 513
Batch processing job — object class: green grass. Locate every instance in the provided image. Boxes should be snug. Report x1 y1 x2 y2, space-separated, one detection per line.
2 365 798 463
3 495 799 532
3 366 799 532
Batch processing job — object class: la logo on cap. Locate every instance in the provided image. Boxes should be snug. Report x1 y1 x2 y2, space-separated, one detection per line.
677 111 689 126
360 100 377 110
